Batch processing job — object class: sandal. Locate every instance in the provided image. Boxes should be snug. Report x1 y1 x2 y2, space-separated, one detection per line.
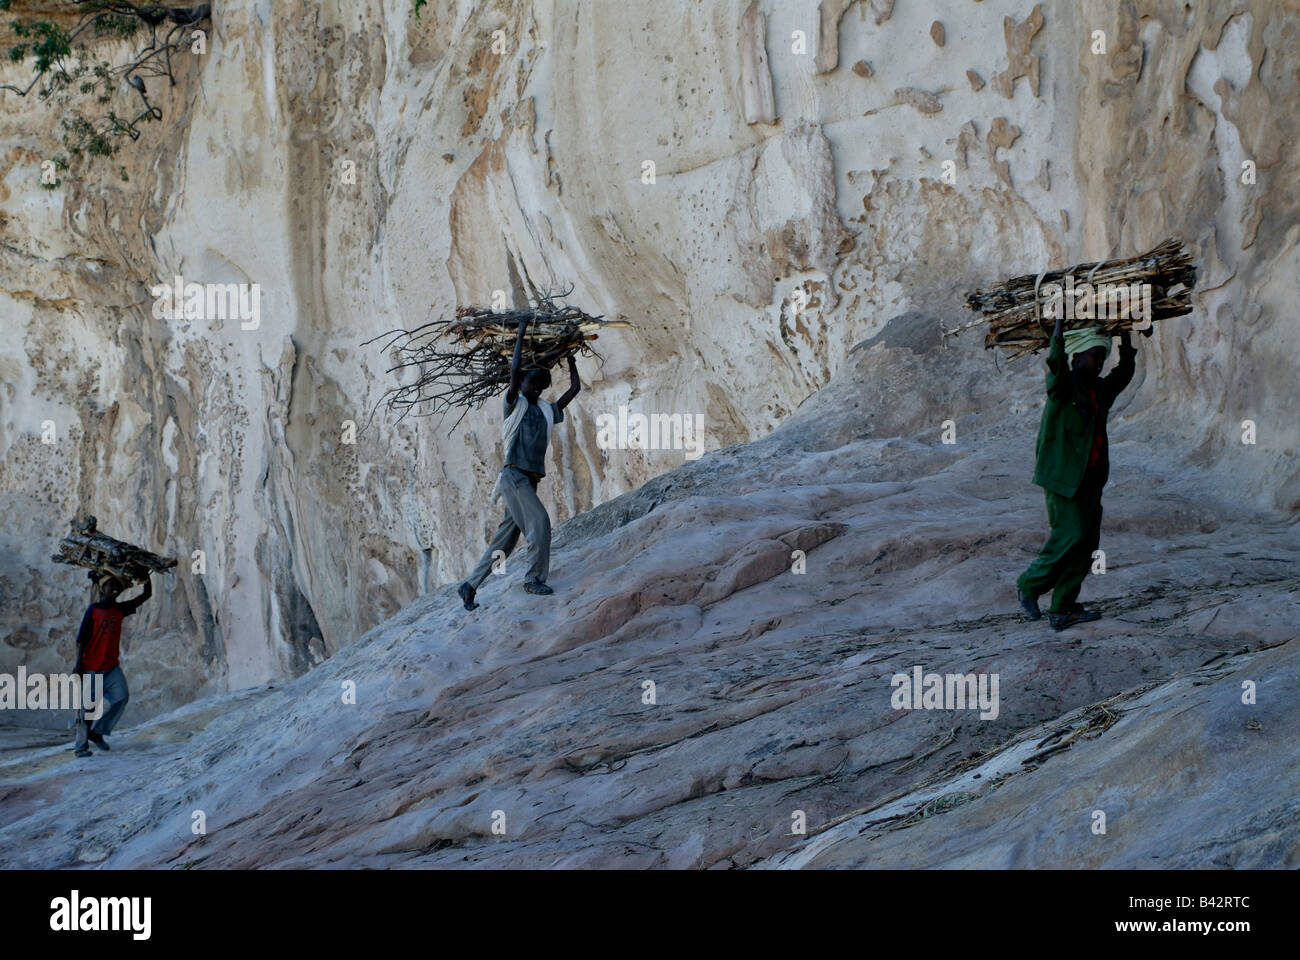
1017 587 1042 621
1048 608 1101 631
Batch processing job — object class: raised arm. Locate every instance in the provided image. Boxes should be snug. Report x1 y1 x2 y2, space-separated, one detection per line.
119 573 153 616
1045 311 1069 400
74 606 93 673
505 316 529 404
1099 330 1137 404
556 355 581 411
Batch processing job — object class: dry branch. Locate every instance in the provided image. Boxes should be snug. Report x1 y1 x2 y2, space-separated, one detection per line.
949 237 1198 360
364 288 632 424
51 515 177 584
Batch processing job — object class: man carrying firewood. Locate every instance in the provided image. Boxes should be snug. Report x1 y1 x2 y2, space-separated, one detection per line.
1016 310 1137 631
72 573 152 756
458 316 580 610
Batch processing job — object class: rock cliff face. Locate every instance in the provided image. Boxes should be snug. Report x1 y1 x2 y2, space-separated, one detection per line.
1 321 1296 868
1 0 1297 725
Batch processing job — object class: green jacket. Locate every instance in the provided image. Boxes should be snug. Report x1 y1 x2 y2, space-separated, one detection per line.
1031 334 1135 498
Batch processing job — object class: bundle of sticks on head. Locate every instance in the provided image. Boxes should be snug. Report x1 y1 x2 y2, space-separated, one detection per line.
51 516 177 588
949 237 1198 360
365 286 632 423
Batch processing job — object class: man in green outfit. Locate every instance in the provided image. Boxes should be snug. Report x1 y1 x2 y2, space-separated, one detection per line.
1017 309 1138 631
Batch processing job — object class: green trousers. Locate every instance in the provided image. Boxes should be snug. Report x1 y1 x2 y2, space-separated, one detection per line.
1017 481 1104 614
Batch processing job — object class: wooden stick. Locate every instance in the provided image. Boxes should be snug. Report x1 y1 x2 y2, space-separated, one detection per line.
363 295 633 421
951 237 1198 357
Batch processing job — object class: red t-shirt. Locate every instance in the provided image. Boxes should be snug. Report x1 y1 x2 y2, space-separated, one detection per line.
76 600 143 672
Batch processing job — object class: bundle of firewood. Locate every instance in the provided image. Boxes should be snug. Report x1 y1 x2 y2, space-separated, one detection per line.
950 237 1197 359
365 289 631 422
51 516 176 585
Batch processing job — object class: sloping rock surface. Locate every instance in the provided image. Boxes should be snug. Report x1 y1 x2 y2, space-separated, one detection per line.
1 326 1295 869
3 0 1297 719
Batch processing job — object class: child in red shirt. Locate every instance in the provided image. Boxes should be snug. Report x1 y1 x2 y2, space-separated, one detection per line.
73 573 152 756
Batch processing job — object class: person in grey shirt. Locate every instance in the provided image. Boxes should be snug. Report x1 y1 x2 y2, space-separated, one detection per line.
459 316 580 609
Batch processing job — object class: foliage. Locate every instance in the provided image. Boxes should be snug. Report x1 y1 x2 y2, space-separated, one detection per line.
0 2 211 169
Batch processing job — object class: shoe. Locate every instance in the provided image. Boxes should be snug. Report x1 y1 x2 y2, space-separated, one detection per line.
523 580 554 595
88 730 111 751
1048 608 1101 631
1016 587 1042 621
73 746 92 758
457 582 479 611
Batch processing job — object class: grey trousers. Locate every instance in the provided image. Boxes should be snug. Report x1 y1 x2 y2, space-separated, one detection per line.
89 665 130 737
467 466 552 587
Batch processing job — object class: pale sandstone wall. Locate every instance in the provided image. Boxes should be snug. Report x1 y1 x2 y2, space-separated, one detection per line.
0 0 1294 717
